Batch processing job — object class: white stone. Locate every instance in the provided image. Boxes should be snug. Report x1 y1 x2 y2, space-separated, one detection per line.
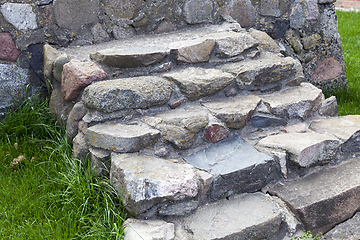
1 3 38 30
124 219 174 240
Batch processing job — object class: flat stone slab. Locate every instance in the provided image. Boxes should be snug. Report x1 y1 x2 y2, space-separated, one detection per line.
256 132 340 168
179 192 283 240
260 82 323 120
82 76 172 112
325 211 360 240
202 95 261 129
85 122 160 153
309 115 360 140
220 52 303 91
184 136 279 200
163 67 235 100
268 158 360 234
123 219 174 240
110 153 198 215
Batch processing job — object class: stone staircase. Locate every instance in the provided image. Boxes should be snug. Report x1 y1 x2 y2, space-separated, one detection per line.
45 20 360 240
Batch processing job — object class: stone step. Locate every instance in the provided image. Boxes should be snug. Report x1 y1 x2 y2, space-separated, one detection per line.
268 157 360 234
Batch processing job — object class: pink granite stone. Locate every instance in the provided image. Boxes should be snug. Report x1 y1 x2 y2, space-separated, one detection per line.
62 60 108 101
0 32 21 62
204 123 229 143
312 57 343 83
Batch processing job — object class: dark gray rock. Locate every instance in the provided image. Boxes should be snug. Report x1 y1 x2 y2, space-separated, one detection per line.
91 24 111 44
82 76 172 112
163 67 234 100
103 0 142 21
158 201 199 216
179 192 283 239
184 136 279 200
260 0 280 17
341 130 360 153
268 158 360 234
85 122 160 153
251 114 287 128
223 0 256 28
325 211 360 240
110 153 198 216
183 0 213 24
318 96 338 117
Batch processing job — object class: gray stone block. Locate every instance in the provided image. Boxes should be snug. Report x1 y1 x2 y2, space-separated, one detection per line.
1 3 38 31
123 218 174 240
215 33 259 58
183 0 213 24
325 211 360 240
184 136 279 200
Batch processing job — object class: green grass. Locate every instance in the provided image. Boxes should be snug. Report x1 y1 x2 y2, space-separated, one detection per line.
0 98 127 239
331 11 360 115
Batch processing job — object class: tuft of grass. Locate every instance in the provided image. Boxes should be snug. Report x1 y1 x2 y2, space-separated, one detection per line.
330 11 360 115
0 98 127 239
291 230 325 240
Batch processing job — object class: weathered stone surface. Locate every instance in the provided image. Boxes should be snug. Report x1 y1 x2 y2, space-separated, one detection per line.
27 44 45 83
110 153 198 215
223 0 256 28
49 81 75 123
249 29 280 53
112 25 135 40
66 101 87 141
53 54 70 82
290 0 306 29
38 5 53 27
0 63 30 119
163 67 234 100
309 115 360 140
158 201 199 216
318 0 336 3
72 132 89 161
307 0 319 23
103 0 142 21
251 114 287 128
261 83 323 120
260 0 280 17
312 57 343 83
174 39 215 64
82 76 172 112
62 60 108 101
89 146 111 176
91 24 111 44
257 132 340 168
281 123 308 134
43 44 61 82
1 3 38 31
168 97 186 109
123 219 174 240
86 122 160 153
204 123 229 143
221 53 302 91
290 37 303 53
53 0 99 30
318 96 338 117
301 34 321 50
90 47 168 68
183 0 213 24
180 192 283 239
0 33 21 62
202 95 261 129
268 158 360 234
342 131 360 153
325 211 360 240
184 136 278 200
215 33 259 58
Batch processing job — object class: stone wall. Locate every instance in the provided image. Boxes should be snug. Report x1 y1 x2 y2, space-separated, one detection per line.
0 0 346 118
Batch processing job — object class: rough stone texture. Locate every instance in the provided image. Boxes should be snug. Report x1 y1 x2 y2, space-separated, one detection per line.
72 132 89 161
91 24 111 44
0 32 21 62
307 0 319 23
281 123 308 134
1 3 38 31
290 0 306 29
309 115 360 140
257 132 340 168
0 63 30 119
215 33 259 58
183 0 213 24
204 123 229 143
123 219 174 240
249 29 280 53
268 158 360 234
85 122 160 153
66 101 87 141
318 96 338 117
82 76 172 112
43 44 61 82
312 57 343 83
89 146 111 176
223 0 256 28
163 67 234 100
62 60 108 101
261 83 324 120
184 136 279 200
53 0 99 30
53 54 70 82
174 39 215 64
220 53 302 91
180 192 283 239
341 131 360 153
49 81 75 124
325 211 360 240
202 95 261 129
112 25 135 40
90 47 168 68
103 0 142 21
301 34 321 50
158 200 199 216
251 114 287 128
260 0 280 17
110 153 198 215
